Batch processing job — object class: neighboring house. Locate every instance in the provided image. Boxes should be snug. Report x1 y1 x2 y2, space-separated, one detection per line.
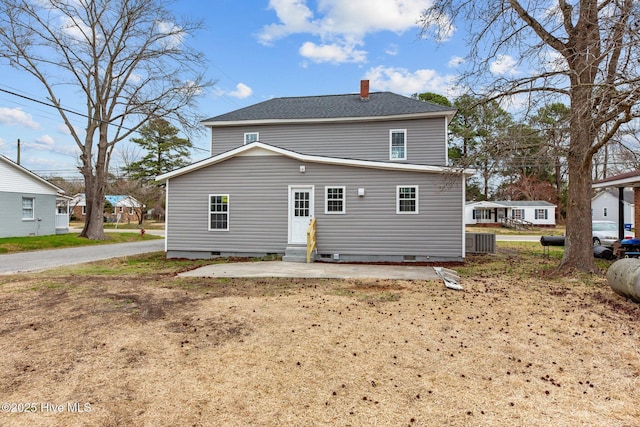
465 200 557 227
593 170 640 234
591 189 634 228
156 80 474 262
0 155 69 237
70 194 144 223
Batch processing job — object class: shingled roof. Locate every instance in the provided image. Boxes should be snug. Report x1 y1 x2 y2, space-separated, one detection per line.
202 92 456 125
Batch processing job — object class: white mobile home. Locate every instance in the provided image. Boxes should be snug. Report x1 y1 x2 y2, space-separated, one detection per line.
465 201 556 227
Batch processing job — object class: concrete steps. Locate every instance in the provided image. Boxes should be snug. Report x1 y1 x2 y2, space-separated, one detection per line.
283 245 310 263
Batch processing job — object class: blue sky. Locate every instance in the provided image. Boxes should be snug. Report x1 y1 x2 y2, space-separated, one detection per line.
0 0 519 179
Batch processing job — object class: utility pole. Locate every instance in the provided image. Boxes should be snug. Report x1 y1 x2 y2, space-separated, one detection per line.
17 138 20 165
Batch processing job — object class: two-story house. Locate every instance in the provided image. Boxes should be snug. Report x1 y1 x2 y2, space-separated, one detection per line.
156 81 473 262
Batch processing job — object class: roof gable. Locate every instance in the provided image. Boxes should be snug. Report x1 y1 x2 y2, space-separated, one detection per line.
593 188 634 204
0 155 63 194
202 92 456 125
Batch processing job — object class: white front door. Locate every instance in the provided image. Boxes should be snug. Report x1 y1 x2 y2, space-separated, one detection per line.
289 185 314 244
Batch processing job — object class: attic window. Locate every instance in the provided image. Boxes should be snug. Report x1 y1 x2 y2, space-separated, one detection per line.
244 132 259 145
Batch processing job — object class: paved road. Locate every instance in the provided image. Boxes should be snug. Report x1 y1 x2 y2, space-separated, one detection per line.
495 235 543 242
0 240 164 275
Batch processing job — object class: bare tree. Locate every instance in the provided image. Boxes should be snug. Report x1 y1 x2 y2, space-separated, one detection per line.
420 0 640 272
593 122 640 178
0 0 212 239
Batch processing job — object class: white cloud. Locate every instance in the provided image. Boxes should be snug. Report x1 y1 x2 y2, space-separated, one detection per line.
60 16 92 41
539 49 568 74
213 83 254 99
23 134 55 151
299 40 367 64
35 135 54 146
156 20 185 49
258 0 318 45
57 124 72 135
228 83 253 99
418 9 455 42
448 55 464 68
364 65 459 98
0 107 40 129
385 44 399 56
258 0 432 63
490 54 519 76
180 80 204 96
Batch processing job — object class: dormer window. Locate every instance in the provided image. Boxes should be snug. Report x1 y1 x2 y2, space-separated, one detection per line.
244 132 259 145
390 129 406 160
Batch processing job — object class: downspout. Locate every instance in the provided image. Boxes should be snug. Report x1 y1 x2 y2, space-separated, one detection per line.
619 187 625 240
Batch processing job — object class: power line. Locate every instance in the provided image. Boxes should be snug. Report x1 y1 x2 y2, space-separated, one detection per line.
1 84 210 158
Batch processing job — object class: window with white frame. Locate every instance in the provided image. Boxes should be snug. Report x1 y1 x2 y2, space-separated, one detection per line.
22 197 34 220
325 186 345 214
535 209 548 220
209 195 229 231
129 207 134 215
82 206 86 215
512 209 525 220
397 186 418 214
244 132 259 145
390 129 407 160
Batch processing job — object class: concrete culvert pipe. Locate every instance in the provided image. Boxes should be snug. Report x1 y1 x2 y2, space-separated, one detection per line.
606 258 640 303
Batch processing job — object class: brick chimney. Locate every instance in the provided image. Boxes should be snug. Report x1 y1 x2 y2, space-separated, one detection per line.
360 79 370 100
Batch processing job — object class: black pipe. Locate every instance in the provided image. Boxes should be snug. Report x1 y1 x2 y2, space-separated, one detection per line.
540 236 565 246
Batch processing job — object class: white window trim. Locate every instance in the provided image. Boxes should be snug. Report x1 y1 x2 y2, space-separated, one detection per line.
244 132 259 145
81 206 86 215
389 129 407 161
208 194 230 231
22 197 35 221
396 185 419 214
325 186 346 214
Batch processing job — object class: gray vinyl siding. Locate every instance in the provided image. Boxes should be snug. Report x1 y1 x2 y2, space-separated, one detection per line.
166 155 463 259
210 118 447 166
0 192 57 238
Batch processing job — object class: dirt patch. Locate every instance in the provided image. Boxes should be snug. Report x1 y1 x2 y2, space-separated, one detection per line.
0 270 639 426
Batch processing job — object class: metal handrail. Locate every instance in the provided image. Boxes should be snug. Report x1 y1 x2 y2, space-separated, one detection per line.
306 217 317 263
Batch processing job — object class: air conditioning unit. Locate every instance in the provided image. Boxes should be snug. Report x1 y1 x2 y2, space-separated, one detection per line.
465 233 496 254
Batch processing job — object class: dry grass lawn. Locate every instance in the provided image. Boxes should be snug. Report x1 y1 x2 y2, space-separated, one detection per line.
1 246 639 426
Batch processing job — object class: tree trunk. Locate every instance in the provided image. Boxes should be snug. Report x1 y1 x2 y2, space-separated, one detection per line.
561 85 596 272
562 153 595 271
79 127 108 240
